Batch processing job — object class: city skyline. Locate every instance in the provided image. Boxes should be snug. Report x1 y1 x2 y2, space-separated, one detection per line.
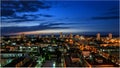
1 0 119 35
1 1 119 67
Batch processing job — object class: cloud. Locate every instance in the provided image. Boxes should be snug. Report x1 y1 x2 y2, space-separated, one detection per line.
1 9 15 16
1 0 53 27
38 14 53 17
1 22 70 35
1 13 53 23
1 18 34 23
91 16 119 20
41 23 65 26
91 7 119 20
2 18 45 23
103 7 119 16
1 0 51 16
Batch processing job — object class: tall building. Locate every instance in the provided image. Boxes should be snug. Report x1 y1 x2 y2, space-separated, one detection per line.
96 33 100 40
45 35 48 38
51 33 54 38
80 35 85 40
21 33 25 39
108 33 112 39
75 35 80 39
59 32 63 38
35 34 39 38
39 35 41 38
63 35 66 38
69 33 73 38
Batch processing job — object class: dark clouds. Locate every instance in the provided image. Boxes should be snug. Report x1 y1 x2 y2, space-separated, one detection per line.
1 0 53 23
1 0 51 16
91 16 119 20
1 1 119 35
38 14 53 17
1 13 53 23
1 23 69 35
91 7 119 20
1 0 56 35
104 7 119 16
1 9 15 16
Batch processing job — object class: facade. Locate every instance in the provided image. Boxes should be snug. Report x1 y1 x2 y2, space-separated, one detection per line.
108 33 112 39
69 33 73 38
51 33 54 38
59 32 63 38
96 33 100 40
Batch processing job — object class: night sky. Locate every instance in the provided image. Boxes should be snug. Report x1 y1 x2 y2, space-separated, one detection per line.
1 0 119 35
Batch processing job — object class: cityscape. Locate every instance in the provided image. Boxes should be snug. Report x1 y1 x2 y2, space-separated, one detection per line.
1 0 120 68
1 33 120 67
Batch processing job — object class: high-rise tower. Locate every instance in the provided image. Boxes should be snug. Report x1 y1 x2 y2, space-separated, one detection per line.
108 33 112 39
59 32 63 38
96 33 100 40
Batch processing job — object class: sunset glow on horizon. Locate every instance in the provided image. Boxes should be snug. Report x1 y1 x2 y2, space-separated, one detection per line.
1 1 119 36
13 29 87 35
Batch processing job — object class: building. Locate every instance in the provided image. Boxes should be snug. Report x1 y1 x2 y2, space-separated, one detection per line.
21 33 25 39
35 34 39 38
108 33 112 39
63 35 66 38
75 35 80 39
45 35 48 38
39 35 41 38
69 33 73 38
79 35 85 40
96 33 100 40
51 33 54 38
59 32 63 38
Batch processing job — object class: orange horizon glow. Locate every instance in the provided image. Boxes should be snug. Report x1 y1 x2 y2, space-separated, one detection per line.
13 29 85 35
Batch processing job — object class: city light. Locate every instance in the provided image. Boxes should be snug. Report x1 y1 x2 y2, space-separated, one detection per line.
1 0 119 68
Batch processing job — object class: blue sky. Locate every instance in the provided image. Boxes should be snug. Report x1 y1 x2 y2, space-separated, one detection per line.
1 0 119 35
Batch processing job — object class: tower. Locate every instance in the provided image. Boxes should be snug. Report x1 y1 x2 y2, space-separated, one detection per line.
21 33 25 39
59 32 63 38
75 35 79 39
69 33 73 38
51 33 54 38
96 33 100 40
108 33 112 39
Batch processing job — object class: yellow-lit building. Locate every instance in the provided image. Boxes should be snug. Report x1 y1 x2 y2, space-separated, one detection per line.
108 33 112 39
51 33 54 38
96 33 100 40
59 32 63 38
69 33 73 38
